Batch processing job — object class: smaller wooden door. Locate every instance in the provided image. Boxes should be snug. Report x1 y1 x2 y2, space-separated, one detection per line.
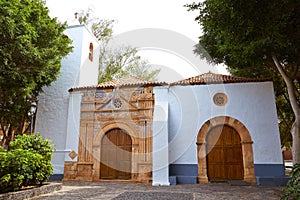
100 129 132 179
206 125 244 181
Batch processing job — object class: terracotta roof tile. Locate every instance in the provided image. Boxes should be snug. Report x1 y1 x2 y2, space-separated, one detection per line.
96 76 166 88
69 76 166 91
97 76 164 88
170 72 271 86
69 73 271 92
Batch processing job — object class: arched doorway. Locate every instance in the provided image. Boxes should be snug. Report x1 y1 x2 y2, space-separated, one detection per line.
206 125 244 181
197 116 256 184
100 128 132 179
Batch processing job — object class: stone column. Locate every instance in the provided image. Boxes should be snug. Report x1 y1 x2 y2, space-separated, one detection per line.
242 141 256 184
197 142 209 183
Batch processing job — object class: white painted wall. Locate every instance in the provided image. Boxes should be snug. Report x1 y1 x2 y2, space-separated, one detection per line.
35 25 99 174
64 92 82 162
153 86 170 186
168 82 283 165
79 27 100 86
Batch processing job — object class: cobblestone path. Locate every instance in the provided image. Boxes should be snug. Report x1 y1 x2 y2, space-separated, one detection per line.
30 181 283 200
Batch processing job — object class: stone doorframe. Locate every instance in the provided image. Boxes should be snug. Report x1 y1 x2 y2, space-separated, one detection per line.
92 122 139 180
197 116 256 184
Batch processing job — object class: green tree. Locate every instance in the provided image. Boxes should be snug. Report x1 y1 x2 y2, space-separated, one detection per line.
226 60 294 148
186 0 300 163
282 163 300 199
77 9 160 83
0 133 54 193
0 0 73 147
98 45 160 83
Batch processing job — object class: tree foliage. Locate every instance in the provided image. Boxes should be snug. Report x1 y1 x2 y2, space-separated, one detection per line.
282 163 300 199
77 9 160 83
0 0 73 146
77 9 114 44
98 45 160 83
225 59 294 148
186 0 300 162
0 133 54 193
187 0 299 68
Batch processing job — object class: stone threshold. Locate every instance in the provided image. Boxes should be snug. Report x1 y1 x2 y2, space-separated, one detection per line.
0 182 62 200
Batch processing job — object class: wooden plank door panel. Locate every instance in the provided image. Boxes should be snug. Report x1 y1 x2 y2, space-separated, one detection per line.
206 125 244 181
100 128 132 180
227 164 244 180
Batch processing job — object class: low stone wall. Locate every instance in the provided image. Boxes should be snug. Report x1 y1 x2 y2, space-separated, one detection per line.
0 182 62 200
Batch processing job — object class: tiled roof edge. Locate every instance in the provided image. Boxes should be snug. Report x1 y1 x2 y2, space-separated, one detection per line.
69 73 272 92
170 78 272 86
169 73 272 86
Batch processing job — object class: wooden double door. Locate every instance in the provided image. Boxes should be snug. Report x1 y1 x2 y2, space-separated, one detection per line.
206 125 244 181
100 128 132 179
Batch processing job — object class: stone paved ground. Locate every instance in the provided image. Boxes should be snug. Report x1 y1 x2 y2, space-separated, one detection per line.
29 181 283 200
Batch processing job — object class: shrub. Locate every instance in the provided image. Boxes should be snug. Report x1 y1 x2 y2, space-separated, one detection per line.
0 133 55 193
10 133 54 161
0 149 40 193
282 163 300 200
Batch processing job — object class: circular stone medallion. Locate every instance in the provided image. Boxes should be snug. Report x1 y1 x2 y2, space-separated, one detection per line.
213 93 228 106
113 98 122 108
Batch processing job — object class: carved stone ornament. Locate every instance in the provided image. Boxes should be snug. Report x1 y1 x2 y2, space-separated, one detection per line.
213 93 228 106
69 150 78 160
113 98 122 108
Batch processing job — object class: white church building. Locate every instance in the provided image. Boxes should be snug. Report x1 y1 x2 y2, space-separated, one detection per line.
36 25 288 186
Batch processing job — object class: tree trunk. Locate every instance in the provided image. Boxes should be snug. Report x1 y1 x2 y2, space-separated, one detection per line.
272 55 300 164
291 121 300 164
0 124 10 149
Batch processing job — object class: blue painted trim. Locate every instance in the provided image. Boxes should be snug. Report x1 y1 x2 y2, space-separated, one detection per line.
169 164 289 185
176 176 197 184
49 174 64 181
169 176 177 185
169 164 198 176
256 176 291 186
169 164 198 184
254 164 285 176
254 164 289 186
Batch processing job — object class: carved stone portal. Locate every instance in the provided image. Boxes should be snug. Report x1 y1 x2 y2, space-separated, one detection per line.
64 86 154 183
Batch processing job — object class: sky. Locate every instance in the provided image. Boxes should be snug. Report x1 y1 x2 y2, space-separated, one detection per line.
45 0 227 82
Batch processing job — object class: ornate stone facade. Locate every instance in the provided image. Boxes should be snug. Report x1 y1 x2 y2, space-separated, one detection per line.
64 85 155 183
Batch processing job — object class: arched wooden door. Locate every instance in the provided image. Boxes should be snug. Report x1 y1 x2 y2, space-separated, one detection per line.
206 125 244 181
100 128 132 179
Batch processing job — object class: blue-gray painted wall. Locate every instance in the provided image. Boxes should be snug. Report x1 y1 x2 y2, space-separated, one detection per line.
254 164 285 177
169 164 198 184
169 163 289 186
254 164 290 186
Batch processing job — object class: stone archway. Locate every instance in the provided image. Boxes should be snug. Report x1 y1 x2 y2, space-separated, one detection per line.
92 122 139 180
197 116 256 184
